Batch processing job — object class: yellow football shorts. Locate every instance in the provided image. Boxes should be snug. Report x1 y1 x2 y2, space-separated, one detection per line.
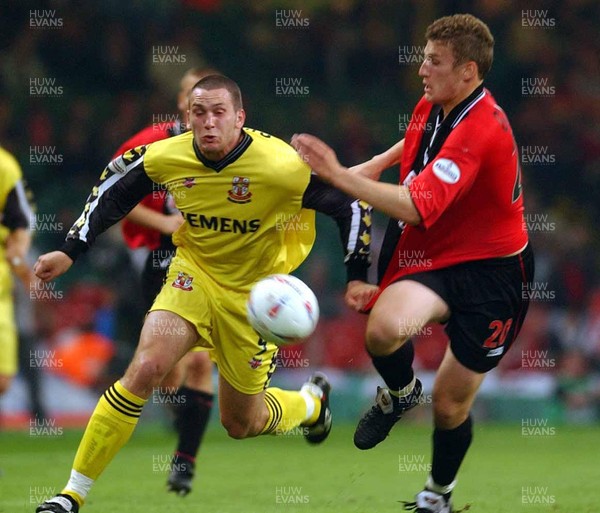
149 252 278 394
0 287 18 377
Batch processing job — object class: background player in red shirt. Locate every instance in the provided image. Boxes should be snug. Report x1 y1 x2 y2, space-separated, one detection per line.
114 67 217 496
293 14 535 512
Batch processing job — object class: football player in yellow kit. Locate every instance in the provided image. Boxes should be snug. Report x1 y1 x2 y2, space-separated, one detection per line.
0 146 32 397
34 75 376 513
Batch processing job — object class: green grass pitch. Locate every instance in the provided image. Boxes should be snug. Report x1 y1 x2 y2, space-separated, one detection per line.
1 423 599 512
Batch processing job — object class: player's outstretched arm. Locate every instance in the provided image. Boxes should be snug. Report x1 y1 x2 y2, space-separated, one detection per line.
5 227 32 288
302 174 378 311
302 175 372 277
60 146 155 262
348 139 405 181
34 251 73 282
293 133 421 226
2 177 34 288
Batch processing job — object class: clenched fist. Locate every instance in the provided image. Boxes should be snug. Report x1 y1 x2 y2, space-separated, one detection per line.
345 280 380 312
34 251 73 282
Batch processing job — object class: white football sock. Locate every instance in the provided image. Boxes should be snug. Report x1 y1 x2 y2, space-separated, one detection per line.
65 469 94 500
426 474 456 495
299 384 320 422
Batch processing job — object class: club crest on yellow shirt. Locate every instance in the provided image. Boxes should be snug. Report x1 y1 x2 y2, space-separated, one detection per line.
183 177 196 188
172 271 194 291
248 357 262 369
227 176 252 203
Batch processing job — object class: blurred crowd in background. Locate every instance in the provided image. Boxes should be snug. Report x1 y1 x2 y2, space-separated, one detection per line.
0 0 599 423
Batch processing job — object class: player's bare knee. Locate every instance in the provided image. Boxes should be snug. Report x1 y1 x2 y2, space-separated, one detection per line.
221 408 266 439
365 321 409 356
181 353 213 391
129 353 171 391
221 416 253 439
433 398 469 430
187 352 212 375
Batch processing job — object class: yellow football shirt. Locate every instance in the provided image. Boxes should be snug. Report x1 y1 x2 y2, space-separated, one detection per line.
65 127 371 290
143 129 315 291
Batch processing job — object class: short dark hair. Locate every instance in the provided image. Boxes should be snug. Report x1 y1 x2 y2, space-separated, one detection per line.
189 74 243 110
425 14 494 79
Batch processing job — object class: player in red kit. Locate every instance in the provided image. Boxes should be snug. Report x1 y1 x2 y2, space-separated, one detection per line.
293 14 534 512
115 68 217 496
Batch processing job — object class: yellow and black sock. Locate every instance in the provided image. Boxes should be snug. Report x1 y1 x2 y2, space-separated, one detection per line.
62 381 146 505
261 387 320 435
